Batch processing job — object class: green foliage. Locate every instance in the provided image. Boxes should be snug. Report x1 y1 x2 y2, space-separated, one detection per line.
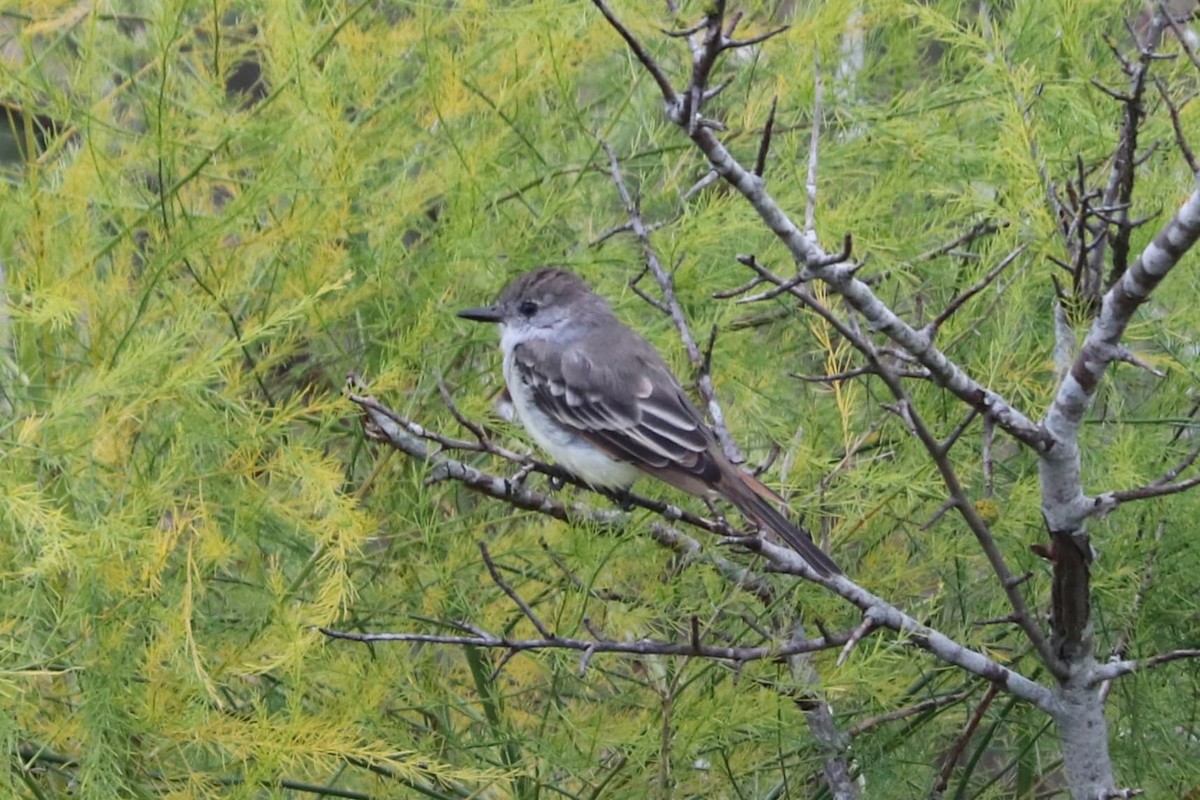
2 0 1199 797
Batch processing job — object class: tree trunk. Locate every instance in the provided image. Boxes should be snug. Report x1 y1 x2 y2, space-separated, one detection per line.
1054 679 1116 800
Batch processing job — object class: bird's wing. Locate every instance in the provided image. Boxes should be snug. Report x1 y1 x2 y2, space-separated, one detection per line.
511 337 721 484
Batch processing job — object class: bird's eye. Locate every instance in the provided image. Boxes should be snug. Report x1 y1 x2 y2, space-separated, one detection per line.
518 300 538 317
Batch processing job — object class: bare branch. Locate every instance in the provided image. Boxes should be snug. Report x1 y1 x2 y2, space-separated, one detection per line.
728 307 792 330
940 408 980 455
350 387 1055 709
1043 183 1200 534
732 241 853 304
591 0 680 110
982 415 995 497
1160 2 1200 72
589 5 1059 455
681 168 720 201
713 274 766 300
601 140 746 464
837 615 877 667
1089 648 1200 683
708 136 1051 449
437 377 496 447
805 55 823 235
724 24 789 50
847 689 973 738
683 0 729 132
1157 440 1200 484
929 683 1001 799
1095 14 1164 288
702 77 734 103
752 95 777 178
751 537 1056 711
349 390 793 606
1101 474 1200 506
661 19 706 38
628 263 672 314
592 219 644 247
910 220 1004 263
794 364 931 384
480 542 554 639
1111 345 1165 377
925 244 1028 336
321 622 850 663
727 259 1064 675
1153 75 1198 175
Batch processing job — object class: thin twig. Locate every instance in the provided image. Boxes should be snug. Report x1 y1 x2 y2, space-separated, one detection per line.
480 542 554 639
601 140 745 463
321 624 850 662
926 244 1028 335
837 615 877 667
591 0 679 108
910 220 1003 263
1103 474 1200 505
1089 648 1200 683
929 683 1001 799
712 274 766 299
939 408 980 455
725 25 790 50
982 416 995 498
847 689 973 738
1160 1 1200 72
628 263 672 314
1153 75 1198 174
805 53 823 236
753 96 778 177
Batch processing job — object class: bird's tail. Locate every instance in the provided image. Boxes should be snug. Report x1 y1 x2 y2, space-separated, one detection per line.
720 472 842 577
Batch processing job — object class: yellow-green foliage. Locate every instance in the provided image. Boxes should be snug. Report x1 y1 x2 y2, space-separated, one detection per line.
2 0 1199 798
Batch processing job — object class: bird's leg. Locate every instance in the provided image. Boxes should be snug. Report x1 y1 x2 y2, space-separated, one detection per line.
600 486 637 512
703 496 729 525
504 462 537 495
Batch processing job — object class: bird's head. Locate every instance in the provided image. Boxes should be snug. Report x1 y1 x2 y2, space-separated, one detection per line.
457 267 612 338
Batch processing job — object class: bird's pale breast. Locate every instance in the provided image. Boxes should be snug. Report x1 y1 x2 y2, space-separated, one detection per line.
502 346 641 489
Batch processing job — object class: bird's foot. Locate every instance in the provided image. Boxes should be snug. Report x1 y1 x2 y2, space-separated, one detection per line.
504 462 536 495
601 487 637 512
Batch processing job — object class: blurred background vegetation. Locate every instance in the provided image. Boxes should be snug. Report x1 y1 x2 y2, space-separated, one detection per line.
1 0 1198 797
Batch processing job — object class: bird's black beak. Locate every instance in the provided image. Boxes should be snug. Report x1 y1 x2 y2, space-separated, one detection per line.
457 305 504 323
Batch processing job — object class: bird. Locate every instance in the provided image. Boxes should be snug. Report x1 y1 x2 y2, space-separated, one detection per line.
457 267 841 577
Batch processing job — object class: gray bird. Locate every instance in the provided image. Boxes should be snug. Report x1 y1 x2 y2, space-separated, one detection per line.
458 267 840 577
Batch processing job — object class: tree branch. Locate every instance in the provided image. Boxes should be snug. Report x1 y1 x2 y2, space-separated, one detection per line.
1043 183 1200 534
590 0 679 109
925 244 1027 336
731 257 1066 677
320 621 851 663
847 689 973 738
1089 648 1200 683
480 542 554 639
347 387 1056 711
589 0 1052 453
601 140 746 464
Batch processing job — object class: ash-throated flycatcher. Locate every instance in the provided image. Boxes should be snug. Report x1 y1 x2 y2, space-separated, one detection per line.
458 267 840 577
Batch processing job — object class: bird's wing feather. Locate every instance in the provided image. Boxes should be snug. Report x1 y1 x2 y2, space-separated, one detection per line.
512 337 721 483
511 336 842 576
